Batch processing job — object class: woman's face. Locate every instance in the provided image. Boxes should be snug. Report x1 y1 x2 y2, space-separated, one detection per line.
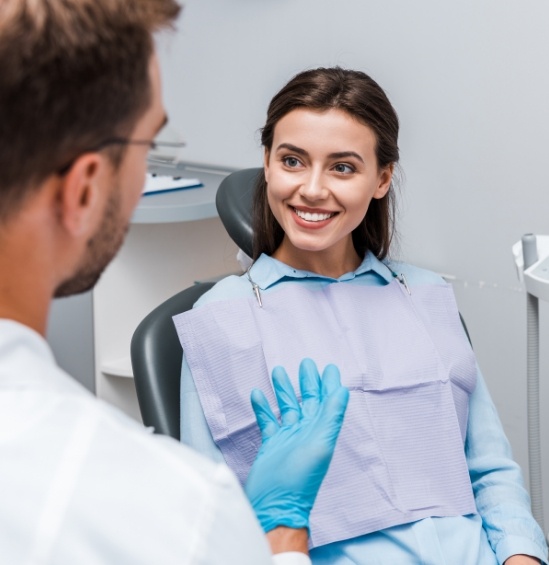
264 108 393 276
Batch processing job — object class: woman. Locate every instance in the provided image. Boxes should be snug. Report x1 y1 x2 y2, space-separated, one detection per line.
175 67 547 564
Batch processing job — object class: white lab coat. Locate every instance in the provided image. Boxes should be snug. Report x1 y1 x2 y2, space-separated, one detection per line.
0 320 309 565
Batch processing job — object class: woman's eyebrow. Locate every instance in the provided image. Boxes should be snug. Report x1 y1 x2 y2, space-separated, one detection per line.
328 151 364 163
275 143 308 156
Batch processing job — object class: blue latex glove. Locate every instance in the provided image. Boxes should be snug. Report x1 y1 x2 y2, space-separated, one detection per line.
245 358 349 533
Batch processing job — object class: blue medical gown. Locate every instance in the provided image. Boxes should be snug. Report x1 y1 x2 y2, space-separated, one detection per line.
180 253 548 565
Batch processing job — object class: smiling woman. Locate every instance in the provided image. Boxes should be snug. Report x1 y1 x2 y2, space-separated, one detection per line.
253 68 399 266
176 67 548 565
264 108 392 278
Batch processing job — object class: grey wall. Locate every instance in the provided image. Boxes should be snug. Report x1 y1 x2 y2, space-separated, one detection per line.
47 292 95 392
158 0 549 526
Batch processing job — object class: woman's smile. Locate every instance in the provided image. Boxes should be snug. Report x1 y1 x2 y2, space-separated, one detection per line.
291 206 338 226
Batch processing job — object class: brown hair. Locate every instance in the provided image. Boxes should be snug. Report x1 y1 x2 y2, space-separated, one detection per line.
252 67 400 261
0 0 180 222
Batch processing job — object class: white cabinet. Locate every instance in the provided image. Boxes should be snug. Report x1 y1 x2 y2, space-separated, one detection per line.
92 163 239 421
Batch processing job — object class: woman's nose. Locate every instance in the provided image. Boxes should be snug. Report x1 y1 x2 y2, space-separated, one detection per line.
298 171 327 201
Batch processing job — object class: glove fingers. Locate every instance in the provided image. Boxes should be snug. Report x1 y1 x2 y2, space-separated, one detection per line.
321 364 343 398
299 358 321 419
250 388 280 441
312 385 349 455
272 366 301 426
320 385 350 439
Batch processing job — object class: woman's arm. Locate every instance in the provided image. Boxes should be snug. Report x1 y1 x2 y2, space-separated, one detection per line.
466 367 547 564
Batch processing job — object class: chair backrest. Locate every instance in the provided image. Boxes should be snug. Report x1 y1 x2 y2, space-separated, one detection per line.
130 282 214 439
215 167 261 259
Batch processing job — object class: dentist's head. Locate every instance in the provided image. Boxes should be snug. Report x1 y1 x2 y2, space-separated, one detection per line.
0 0 180 308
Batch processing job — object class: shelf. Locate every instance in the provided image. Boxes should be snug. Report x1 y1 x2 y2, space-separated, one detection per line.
132 161 236 224
101 357 133 378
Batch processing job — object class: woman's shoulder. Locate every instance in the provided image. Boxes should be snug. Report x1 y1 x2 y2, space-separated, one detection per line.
385 259 447 287
192 273 250 308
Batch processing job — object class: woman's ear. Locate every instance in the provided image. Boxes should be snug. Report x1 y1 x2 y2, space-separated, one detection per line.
56 153 105 237
373 163 394 199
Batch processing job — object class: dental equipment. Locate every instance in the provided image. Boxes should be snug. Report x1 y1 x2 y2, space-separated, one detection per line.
512 234 549 534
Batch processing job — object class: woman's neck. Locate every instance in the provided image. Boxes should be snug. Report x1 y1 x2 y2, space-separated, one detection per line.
271 239 363 279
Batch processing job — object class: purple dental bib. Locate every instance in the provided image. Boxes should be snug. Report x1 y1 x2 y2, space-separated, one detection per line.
174 278 478 548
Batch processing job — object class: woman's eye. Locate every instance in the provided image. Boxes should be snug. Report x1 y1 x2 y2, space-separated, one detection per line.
283 156 301 168
333 163 354 174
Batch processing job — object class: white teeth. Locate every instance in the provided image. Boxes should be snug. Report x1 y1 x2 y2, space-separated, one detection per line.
294 208 334 222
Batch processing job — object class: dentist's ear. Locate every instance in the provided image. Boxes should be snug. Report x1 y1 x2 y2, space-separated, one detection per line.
373 163 394 200
56 153 105 237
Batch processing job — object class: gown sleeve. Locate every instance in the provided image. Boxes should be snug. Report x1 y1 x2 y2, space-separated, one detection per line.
465 366 548 564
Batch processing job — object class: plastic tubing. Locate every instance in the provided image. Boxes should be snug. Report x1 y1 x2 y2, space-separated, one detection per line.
522 233 545 531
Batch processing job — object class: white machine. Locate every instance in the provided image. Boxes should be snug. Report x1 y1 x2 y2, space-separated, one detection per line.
513 234 548 535
514 235 549 302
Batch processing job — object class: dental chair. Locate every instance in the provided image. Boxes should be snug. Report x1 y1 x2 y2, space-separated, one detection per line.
130 168 261 439
130 166 470 439
130 281 215 439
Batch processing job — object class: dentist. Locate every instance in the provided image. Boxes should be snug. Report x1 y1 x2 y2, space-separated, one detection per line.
0 1 348 563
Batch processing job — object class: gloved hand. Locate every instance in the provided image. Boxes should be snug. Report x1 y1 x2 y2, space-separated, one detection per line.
245 358 349 533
